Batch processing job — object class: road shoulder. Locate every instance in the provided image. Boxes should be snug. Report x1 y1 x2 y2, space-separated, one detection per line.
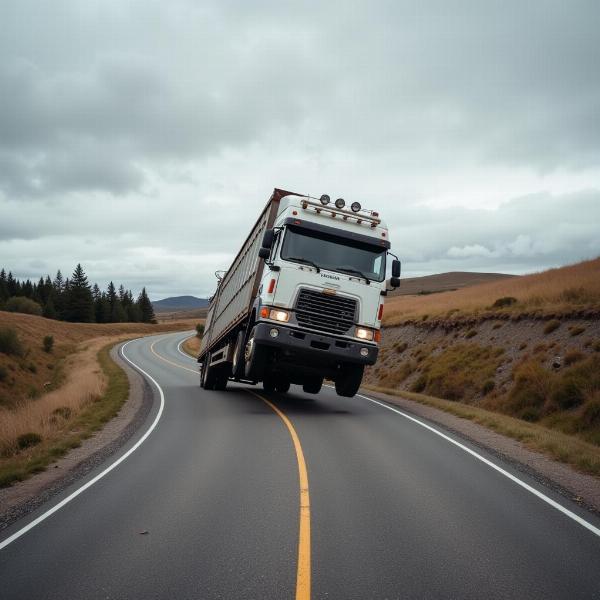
0 342 153 532
364 387 600 515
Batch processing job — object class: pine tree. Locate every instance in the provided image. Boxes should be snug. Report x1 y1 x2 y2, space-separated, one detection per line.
64 264 94 322
7 271 17 297
53 270 66 319
0 269 7 301
137 287 155 323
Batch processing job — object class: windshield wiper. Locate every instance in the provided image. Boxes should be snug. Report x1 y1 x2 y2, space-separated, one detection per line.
337 266 371 285
286 256 321 272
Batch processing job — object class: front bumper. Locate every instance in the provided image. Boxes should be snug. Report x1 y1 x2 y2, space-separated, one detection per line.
253 322 379 366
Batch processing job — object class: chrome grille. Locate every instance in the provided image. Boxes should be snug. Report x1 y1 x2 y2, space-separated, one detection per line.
295 289 357 335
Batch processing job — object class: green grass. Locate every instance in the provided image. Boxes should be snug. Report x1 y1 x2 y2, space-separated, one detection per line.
365 384 600 478
0 342 130 488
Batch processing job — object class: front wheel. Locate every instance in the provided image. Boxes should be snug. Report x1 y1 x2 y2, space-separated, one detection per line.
335 364 364 397
303 377 323 395
244 327 268 380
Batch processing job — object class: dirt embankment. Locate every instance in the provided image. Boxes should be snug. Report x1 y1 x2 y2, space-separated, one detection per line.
366 315 600 470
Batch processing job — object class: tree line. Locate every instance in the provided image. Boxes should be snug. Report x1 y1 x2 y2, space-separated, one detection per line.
0 264 155 324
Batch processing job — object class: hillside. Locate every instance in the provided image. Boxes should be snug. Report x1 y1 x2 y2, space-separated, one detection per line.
391 271 515 296
384 258 600 326
152 295 209 313
369 258 600 475
0 312 197 486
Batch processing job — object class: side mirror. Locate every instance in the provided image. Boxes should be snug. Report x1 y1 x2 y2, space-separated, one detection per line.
389 277 400 288
392 259 401 278
258 247 270 259
261 228 275 250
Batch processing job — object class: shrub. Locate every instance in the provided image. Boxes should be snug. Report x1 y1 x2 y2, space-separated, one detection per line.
594 341 600 352
492 297 517 308
43 335 54 353
0 327 25 357
195 323 205 338
465 329 477 339
564 350 584 366
482 380 495 395
5 296 43 316
394 342 408 354
506 360 551 420
17 432 42 450
552 356 600 410
570 326 585 337
543 320 561 334
27 362 37 373
52 406 72 420
580 397 600 428
0 365 7 382
411 374 427 393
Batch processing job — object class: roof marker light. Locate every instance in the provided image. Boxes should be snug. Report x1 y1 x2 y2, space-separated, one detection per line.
320 194 331 205
335 198 345 209
351 202 361 213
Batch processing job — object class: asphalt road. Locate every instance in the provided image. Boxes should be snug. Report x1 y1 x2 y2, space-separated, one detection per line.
1 331 599 599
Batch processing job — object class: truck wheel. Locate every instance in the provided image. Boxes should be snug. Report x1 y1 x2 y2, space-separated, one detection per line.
244 327 267 380
201 353 217 390
231 330 246 380
262 377 276 393
303 377 323 395
335 365 364 397
214 368 229 391
275 379 291 393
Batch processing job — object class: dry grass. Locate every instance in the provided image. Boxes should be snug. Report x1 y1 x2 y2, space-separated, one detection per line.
0 311 196 407
182 335 201 357
0 341 131 486
365 385 600 477
384 258 600 325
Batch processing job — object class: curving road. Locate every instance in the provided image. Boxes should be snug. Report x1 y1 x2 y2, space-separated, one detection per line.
1 332 599 599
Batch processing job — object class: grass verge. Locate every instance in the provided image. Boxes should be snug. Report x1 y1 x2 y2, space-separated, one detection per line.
0 342 129 488
182 335 200 358
365 384 600 478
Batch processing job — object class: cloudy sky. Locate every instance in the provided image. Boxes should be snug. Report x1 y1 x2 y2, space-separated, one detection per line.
1 1 599 299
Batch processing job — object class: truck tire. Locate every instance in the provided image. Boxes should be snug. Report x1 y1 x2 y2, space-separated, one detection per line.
262 377 276 393
275 379 291 393
335 365 364 397
244 327 267 381
214 368 229 391
231 330 246 380
201 353 217 390
303 377 323 395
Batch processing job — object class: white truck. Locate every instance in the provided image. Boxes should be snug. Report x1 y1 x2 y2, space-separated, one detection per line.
198 188 400 397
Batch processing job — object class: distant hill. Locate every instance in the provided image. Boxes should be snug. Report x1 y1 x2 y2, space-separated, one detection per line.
152 295 209 313
391 271 516 296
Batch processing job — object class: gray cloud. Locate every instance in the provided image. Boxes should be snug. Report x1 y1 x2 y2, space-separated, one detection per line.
1 1 599 198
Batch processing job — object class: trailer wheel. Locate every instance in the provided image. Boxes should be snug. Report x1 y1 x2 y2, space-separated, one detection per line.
303 377 323 395
262 377 276 393
214 368 229 391
244 327 267 380
335 364 364 397
231 330 246 380
275 379 291 393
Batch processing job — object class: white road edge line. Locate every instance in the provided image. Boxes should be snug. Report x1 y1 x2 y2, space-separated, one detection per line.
176 335 196 361
0 338 166 551
354 390 600 538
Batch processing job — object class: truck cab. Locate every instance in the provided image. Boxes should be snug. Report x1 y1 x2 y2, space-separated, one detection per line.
245 196 399 397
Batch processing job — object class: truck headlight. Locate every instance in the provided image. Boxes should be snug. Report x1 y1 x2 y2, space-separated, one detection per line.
355 327 374 341
269 309 290 322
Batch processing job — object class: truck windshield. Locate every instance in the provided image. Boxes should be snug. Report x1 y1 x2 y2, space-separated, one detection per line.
281 226 387 282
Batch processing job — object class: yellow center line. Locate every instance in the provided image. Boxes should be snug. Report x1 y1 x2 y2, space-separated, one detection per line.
250 390 311 600
150 340 198 374
149 339 310 598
